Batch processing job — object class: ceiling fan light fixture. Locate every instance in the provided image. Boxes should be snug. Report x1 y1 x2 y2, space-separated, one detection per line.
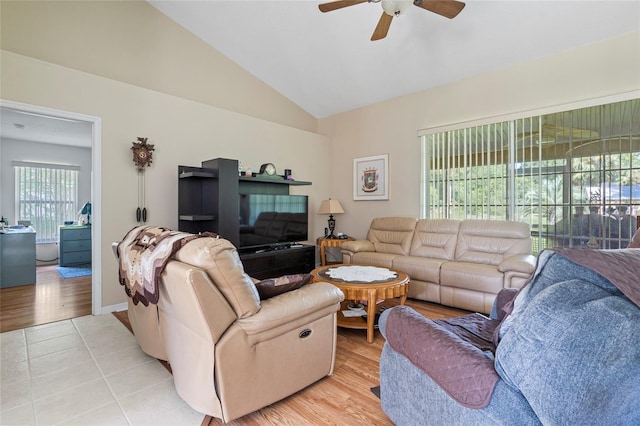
318 0 465 41
382 0 412 16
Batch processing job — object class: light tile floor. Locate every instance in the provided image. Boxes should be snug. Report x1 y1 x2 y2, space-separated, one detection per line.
0 314 205 425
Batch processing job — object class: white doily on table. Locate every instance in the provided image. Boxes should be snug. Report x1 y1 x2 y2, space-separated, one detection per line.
325 266 397 282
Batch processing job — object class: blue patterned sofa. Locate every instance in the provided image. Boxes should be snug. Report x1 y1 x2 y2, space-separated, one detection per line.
378 246 640 425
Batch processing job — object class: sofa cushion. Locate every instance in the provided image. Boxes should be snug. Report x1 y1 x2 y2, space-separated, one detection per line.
628 228 640 248
174 237 260 318
392 255 446 284
455 220 531 265
440 262 504 294
495 251 640 424
366 217 417 255
410 219 460 260
352 251 399 269
254 273 313 300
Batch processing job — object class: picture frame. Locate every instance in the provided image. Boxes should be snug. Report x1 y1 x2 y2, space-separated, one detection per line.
353 154 389 200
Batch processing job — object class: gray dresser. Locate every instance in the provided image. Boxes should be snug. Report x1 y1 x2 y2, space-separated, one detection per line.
59 225 92 266
0 227 37 288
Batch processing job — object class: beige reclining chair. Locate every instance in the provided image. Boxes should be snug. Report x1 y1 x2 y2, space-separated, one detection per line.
118 236 344 422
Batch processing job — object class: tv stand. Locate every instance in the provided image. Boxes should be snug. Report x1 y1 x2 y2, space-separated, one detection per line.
239 244 315 280
178 158 314 278
179 158 311 247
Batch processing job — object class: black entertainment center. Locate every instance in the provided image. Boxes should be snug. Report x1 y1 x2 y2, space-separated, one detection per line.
178 158 315 279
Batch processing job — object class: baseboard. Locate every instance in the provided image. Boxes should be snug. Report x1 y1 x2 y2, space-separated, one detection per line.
100 302 128 314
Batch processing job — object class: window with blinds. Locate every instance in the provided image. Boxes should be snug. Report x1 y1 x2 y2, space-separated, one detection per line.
13 162 79 243
422 98 640 253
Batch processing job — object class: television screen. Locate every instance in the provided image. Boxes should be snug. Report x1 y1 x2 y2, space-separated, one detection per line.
238 194 308 248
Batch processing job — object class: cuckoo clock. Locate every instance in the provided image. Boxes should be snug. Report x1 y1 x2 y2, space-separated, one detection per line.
131 137 155 169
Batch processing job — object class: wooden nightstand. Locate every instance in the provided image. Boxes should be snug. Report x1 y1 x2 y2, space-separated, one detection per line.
316 236 355 266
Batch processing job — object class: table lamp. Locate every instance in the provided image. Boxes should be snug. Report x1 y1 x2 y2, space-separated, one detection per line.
318 198 344 239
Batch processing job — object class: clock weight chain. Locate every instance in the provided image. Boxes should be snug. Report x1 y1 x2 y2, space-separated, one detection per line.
130 137 155 223
136 168 147 223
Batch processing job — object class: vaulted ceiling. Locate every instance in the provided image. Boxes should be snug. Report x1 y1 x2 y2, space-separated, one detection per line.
2 1 638 146
149 0 640 118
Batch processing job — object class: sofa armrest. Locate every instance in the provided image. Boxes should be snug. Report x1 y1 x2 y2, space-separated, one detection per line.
341 240 375 264
341 240 375 253
237 282 344 339
498 254 536 275
490 288 519 320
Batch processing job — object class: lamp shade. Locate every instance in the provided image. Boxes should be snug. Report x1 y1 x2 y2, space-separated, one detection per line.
317 198 344 215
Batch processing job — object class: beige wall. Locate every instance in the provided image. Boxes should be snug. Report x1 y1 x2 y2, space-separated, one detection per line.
0 0 316 133
0 1 331 309
1 51 332 308
318 31 640 240
1 0 639 310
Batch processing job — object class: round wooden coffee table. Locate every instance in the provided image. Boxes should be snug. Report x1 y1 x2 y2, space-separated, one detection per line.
310 264 410 343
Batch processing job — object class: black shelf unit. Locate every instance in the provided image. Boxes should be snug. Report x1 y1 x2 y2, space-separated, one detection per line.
239 175 311 185
178 165 218 235
178 158 314 277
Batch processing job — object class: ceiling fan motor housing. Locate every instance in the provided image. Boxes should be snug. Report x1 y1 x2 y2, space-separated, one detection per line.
382 0 412 16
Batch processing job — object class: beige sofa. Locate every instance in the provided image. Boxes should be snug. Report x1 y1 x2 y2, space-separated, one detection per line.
118 236 344 423
341 217 536 313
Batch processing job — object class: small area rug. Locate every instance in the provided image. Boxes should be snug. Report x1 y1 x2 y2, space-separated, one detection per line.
56 264 92 279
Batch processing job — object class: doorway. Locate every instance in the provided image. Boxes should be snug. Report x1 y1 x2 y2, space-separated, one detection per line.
0 99 102 321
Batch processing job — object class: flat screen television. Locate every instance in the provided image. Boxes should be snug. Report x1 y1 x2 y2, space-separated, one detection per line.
238 194 308 249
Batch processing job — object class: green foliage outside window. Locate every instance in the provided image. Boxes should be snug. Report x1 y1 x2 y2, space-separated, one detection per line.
423 98 640 253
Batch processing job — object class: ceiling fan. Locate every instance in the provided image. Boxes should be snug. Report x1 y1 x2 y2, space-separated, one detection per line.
318 0 466 41
518 124 600 144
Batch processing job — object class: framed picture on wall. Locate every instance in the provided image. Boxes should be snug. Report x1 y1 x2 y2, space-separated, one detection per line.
353 154 389 200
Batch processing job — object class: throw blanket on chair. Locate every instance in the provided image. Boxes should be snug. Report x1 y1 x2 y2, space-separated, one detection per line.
118 226 216 305
385 307 500 409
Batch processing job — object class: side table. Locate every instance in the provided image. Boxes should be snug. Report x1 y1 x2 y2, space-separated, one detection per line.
316 236 354 266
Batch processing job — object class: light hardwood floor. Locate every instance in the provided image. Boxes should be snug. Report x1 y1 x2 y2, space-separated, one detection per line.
2 268 467 425
199 299 467 426
0 264 92 333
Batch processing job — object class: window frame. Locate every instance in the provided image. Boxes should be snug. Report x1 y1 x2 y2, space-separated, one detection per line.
420 97 640 253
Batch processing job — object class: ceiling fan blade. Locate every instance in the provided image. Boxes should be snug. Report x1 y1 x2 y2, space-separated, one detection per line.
371 12 393 41
413 0 465 19
318 0 368 13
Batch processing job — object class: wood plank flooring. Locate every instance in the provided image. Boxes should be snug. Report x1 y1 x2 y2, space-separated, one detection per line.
0 264 92 333
3 268 467 425
115 298 466 426
197 299 467 425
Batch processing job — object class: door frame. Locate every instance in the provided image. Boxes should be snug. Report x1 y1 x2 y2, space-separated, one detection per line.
1 99 103 315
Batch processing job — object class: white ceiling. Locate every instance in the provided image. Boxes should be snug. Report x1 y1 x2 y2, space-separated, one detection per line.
0 107 92 148
149 0 640 119
2 1 638 145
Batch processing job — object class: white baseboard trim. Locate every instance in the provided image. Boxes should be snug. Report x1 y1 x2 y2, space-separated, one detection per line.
100 302 128 314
